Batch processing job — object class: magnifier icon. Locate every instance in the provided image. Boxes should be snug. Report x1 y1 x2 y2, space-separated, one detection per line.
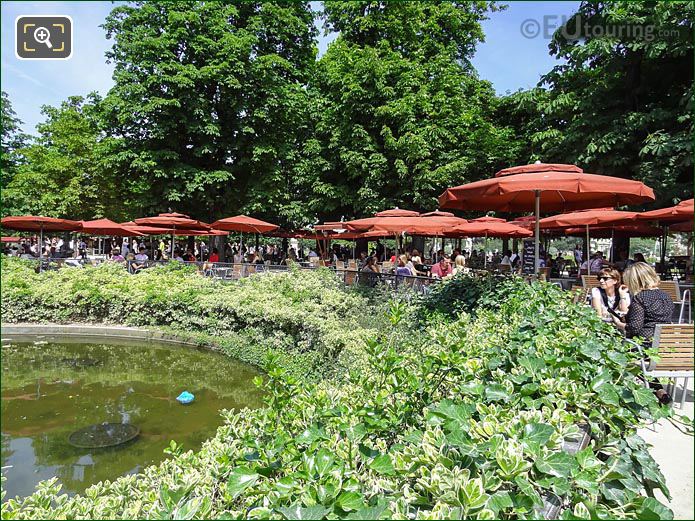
33 26 52 49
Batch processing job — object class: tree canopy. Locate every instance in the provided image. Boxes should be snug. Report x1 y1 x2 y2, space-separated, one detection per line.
3 1 692 224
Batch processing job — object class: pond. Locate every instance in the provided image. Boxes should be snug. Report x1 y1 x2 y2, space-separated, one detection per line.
1 335 265 500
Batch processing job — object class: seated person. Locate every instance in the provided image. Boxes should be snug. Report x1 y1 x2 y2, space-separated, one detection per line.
396 254 415 277
633 252 646 264
183 249 196 262
590 252 605 273
591 267 630 320
451 254 466 276
132 249 149 273
208 248 220 263
109 248 125 263
430 254 453 279
612 262 674 404
360 255 380 287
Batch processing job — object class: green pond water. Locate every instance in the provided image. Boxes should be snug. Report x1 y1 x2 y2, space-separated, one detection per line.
1 335 265 500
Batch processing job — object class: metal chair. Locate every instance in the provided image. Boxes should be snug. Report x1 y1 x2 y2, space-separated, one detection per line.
658 280 692 324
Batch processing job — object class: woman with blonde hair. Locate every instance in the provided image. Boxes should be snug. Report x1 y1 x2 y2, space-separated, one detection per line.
451 254 466 276
614 262 674 404
591 267 630 320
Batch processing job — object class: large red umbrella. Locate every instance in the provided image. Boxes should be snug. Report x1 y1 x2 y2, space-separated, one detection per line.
1 216 82 232
1 216 82 269
637 199 693 266
80 219 145 237
211 215 279 233
439 163 655 272
134 214 212 257
1 237 21 243
470 216 506 223
374 208 420 217
444 221 532 267
564 224 663 238
638 199 694 224
445 221 533 239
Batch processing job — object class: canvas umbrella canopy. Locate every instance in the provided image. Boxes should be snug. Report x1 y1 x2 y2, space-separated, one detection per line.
134 214 212 257
439 163 655 273
374 208 420 217
637 199 694 267
2 237 22 243
638 199 694 224
211 215 279 234
670 220 693 233
563 224 663 238
539 209 643 268
444 221 532 267
1 216 82 270
80 219 145 237
470 216 506 223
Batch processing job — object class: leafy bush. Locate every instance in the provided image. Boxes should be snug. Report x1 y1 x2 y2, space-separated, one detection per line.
416 272 502 321
0 257 383 379
1 267 676 520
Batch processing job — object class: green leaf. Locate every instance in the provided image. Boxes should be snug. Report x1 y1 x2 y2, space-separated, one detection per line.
485 384 510 402
277 504 331 520
487 490 514 514
638 497 673 520
523 423 555 447
226 467 260 500
368 454 395 475
590 368 612 391
597 383 621 406
336 491 364 512
344 503 388 520
535 452 577 478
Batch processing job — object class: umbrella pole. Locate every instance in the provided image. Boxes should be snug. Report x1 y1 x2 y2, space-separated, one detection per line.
534 190 540 275
170 228 175 259
484 233 488 267
661 225 668 274
586 224 590 275
39 224 44 272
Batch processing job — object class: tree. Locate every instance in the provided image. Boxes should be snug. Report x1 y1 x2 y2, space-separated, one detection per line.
100 1 318 226
301 1 517 219
2 95 129 220
1 91 29 196
500 1 693 208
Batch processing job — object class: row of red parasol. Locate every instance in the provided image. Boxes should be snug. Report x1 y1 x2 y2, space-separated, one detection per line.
0 213 281 265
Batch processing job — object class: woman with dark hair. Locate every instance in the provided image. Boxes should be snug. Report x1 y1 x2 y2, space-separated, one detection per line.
591 267 630 320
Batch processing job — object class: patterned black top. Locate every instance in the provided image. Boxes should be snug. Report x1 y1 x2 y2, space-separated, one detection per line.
625 289 674 342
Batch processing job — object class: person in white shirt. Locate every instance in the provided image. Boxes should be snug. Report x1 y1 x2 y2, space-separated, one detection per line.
500 250 513 266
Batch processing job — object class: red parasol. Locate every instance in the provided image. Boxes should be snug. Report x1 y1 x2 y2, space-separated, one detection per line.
538 208 639 229
638 199 694 224
445 221 533 239
374 208 420 217
80 219 145 237
211 215 279 234
1 216 83 270
439 163 655 272
134 215 211 230
1 237 21 243
444 221 532 267
564 224 664 238
670 220 693 233
1 216 82 232
470 216 506 223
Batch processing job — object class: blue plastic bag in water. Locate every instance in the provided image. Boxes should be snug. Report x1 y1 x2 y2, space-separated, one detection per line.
176 391 195 404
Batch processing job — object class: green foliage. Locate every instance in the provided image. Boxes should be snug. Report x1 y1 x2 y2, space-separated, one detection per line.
1 265 674 519
0 258 379 379
498 1 693 207
416 272 501 321
100 0 318 225
1 90 29 194
1 95 129 220
303 1 517 218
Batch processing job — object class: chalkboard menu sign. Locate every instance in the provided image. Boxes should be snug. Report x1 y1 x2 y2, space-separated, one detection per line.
522 238 535 274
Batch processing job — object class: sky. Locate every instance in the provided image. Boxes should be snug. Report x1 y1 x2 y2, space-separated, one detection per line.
1 1 580 135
